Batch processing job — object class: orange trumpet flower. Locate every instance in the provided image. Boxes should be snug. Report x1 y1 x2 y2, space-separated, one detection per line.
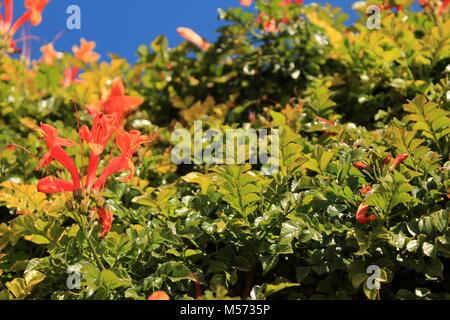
40 43 63 65
356 203 377 224
36 124 81 191
88 77 144 127
96 207 113 238
72 38 100 64
24 0 48 26
92 129 153 191
176 27 211 52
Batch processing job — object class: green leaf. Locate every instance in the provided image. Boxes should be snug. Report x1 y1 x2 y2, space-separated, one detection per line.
404 96 450 142
212 165 261 218
260 254 279 275
363 282 378 300
351 273 368 289
262 282 300 298
270 110 286 127
99 269 131 290
156 261 195 282
5 278 29 300
366 172 413 215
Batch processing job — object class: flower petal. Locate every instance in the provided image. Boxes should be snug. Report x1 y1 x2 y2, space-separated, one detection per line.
92 156 130 190
96 207 113 238
37 176 74 194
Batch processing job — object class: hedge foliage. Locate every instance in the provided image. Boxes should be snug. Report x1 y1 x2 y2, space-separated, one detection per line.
0 0 449 300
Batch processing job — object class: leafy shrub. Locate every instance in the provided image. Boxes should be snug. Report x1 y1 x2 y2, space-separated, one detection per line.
0 0 449 300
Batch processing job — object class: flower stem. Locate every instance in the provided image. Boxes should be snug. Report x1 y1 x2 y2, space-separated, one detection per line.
75 210 105 270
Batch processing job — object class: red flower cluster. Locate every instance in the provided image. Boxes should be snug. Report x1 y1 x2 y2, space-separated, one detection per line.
0 0 48 52
37 119 151 236
36 81 154 237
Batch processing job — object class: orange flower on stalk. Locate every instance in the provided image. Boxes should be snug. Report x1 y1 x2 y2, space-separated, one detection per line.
36 123 81 191
176 27 211 52
92 129 155 191
72 38 100 64
40 43 63 65
356 202 377 224
147 291 170 300
35 119 152 238
240 0 252 6
87 77 144 127
79 113 116 188
24 0 49 26
37 120 152 194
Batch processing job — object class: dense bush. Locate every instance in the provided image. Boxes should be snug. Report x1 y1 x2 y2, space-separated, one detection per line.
0 0 449 300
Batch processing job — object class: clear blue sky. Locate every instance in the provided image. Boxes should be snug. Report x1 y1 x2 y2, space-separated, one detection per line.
16 0 360 62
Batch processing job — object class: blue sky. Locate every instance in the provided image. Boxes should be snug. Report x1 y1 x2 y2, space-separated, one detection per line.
16 0 361 62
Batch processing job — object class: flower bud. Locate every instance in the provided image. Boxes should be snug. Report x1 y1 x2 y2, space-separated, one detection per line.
80 198 91 213
65 200 74 211
353 161 368 170
73 189 82 203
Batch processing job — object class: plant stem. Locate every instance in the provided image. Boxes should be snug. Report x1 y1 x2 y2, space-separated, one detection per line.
83 224 105 270
75 210 105 270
